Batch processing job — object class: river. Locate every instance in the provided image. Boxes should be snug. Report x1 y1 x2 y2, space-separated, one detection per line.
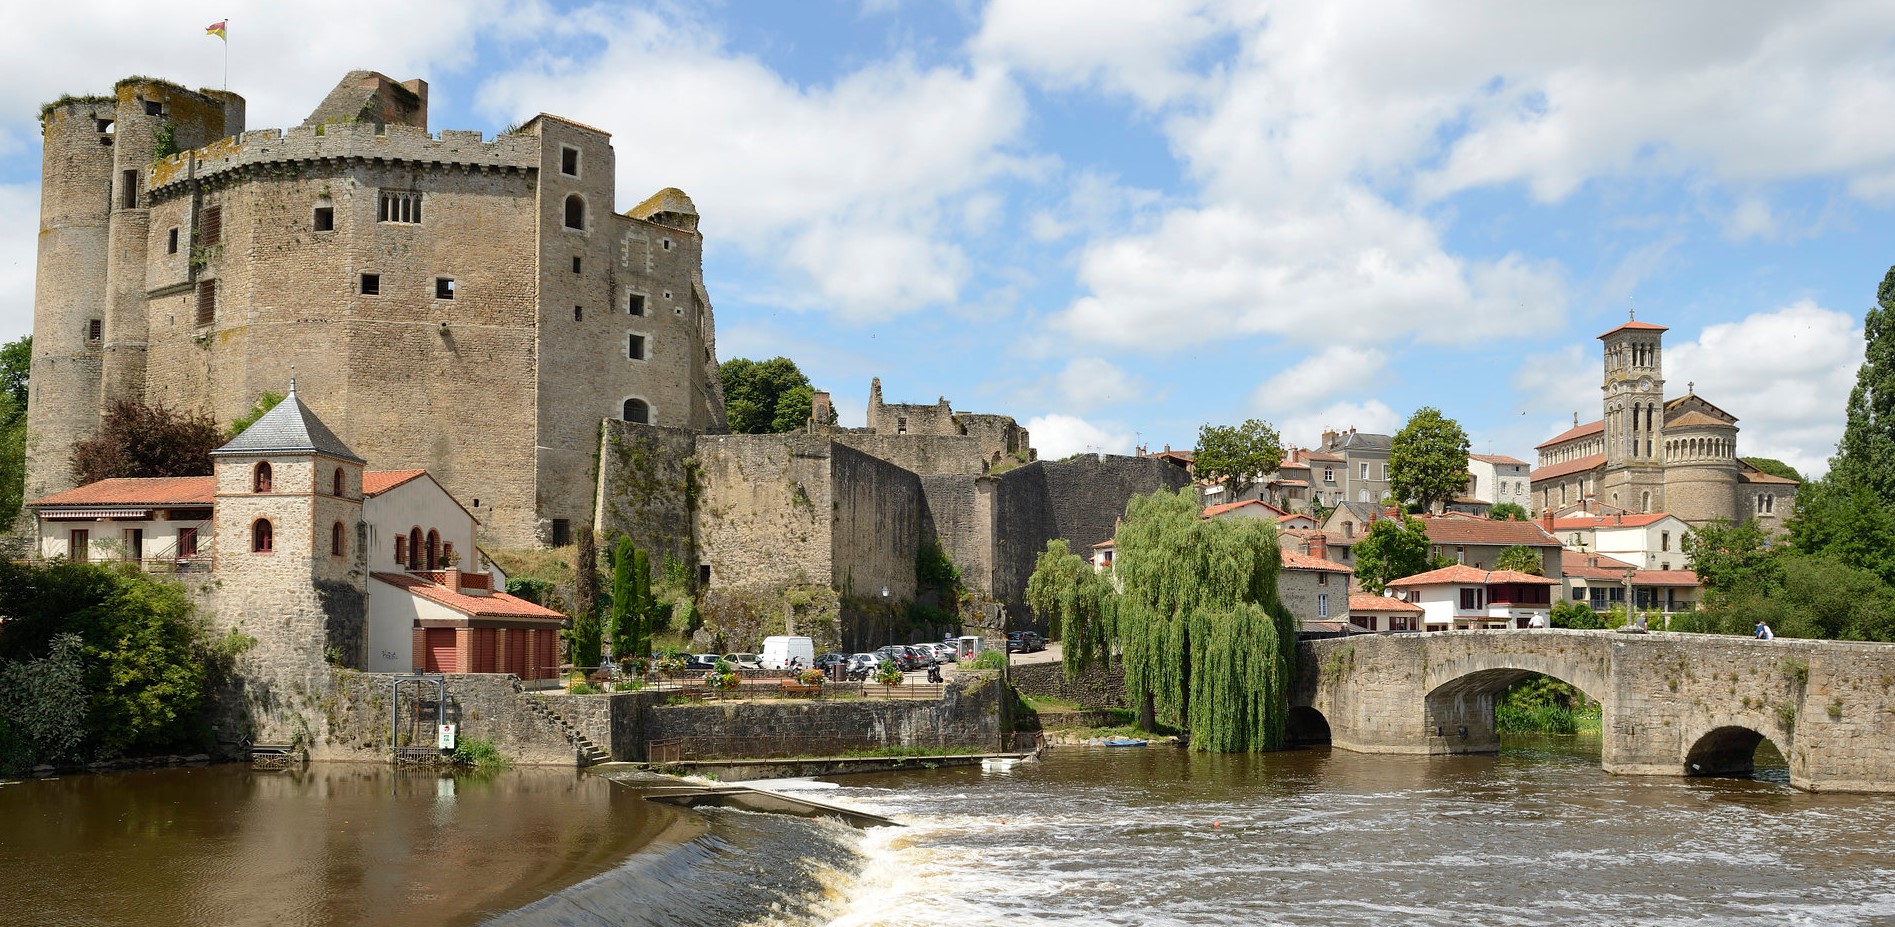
5 739 1894 927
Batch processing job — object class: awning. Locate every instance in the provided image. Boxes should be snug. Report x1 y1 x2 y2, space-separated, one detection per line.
38 508 153 520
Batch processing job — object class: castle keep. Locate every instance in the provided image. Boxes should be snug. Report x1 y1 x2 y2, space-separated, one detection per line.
28 71 725 547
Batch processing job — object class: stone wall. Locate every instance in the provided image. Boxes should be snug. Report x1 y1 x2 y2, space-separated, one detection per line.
829 443 922 601
831 433 990 477
918 474 995 596
643 677 1006 756
594 420 699 571
693 434 838 593
1010 660 1128 709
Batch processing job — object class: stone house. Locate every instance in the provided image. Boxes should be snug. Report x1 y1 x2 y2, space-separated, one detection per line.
1415 513 1565 579
1558 551 1702 615
1386 565 1559 630
1467 453 1533 511
1346 593 1424 632
1279 549 1353 627
1318 428 1394 506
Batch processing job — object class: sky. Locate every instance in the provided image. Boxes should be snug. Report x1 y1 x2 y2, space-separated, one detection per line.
3 1 1891 478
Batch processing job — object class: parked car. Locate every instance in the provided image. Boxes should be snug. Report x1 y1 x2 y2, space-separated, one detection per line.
1007 631 1046 653
904 645 939 666
845 652 890 680
874 645 922 671
684 653 721 671
814 652 849 674
923 642 957 663
722 653 763 670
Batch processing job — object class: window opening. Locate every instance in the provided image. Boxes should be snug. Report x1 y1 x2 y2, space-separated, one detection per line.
359 273 380 296
628 294 645 316
179 527 198 558
628 334 645 360
661 239 671 250
252 519 274 553
550 519 572 547
560 146 579 176
199 206 222 245
144 99 163 116
564 194 585 230
435 278 455 300
313 205 334 231
70 529 90 562
572 256 582 273
331 522 346 557
378 191 422 224
86 319 102 342
425 530 440 570
167 227 179 254
407 528 423 570
623 398 650 424
196 280 216 325
574 306 583 322
121 170 138 209
253 461 272 493
395 535 408 565
333 468 345 496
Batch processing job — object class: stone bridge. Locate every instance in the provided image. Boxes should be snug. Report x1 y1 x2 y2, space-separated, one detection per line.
1293 629 1895 793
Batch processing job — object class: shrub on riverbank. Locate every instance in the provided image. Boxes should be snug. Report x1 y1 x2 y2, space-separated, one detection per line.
451 737 508 770
0 560 251 774
1495 675 1601 736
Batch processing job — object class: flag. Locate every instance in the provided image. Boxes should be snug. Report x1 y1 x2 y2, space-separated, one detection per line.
206 21 227 40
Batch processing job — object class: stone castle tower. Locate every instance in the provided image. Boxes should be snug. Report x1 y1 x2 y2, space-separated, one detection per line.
28 71 727 546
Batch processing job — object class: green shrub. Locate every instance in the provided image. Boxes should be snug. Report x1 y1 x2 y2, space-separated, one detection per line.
451 737 508 770
0 634 89 771
969 649 1007 671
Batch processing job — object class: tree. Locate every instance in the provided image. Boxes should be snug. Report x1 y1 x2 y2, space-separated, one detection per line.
1495 544 1544 575
69 399 221 486
226 390 285 439
0 335 28 410
1832 265 1895 508
1193 419 1284 503
1488 502 1528 521
1025 539 1116 681
1113 488 1298 751
1788 476 1895 587
0 336 30 521
1682 518 1784 604
567 526 603 669
608 538 657 662
1353 515 1441 594
1389 407 1471 513
720 357 812 434
1549 600 1605 630
1741 457 1803 483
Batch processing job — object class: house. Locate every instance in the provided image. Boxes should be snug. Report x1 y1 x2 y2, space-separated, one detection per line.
1203 499 1289 521
1304 450 1346 508
1318 428 1394 506
1415 513 1565 579
1347 593 1424 632
1276 512 1319 531
1558 551 1702 615
1548 511 1692 572
1279 548 1353 628
1264 451 1313 512
1467 453 1533 512
25 383 568 681
1090 538 1115 572
1386 565 1559 630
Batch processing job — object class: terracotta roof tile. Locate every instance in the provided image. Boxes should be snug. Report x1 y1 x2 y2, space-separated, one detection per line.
1536 420 1604 450
1557 552 1699 586
363 469 429 496
1417 515 1561 547
1281 549 1352 572
1552 513 1674 530
1739 468 1800 485
1202 499 1288 519
1666 410 1735 429
1277 513 1315 523
371 572 566 620
1349 593 1422 613
1469 453 1531 466
1598 320 1669 338
1387 565 1558 587
1530 453 1606 482
29 476 216 508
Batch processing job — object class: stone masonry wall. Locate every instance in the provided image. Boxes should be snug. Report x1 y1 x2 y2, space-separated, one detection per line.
830 443 922 601
918 474 996 596
595 420 699 571
1010 660 1128 709
831 433 991 477
643 676 1006 756
693 434 836 593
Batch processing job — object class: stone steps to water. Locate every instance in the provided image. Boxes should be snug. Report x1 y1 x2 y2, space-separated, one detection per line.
517 692 610 765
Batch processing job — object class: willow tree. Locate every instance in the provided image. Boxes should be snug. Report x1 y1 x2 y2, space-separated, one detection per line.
1114 488 1299 752
1025 539 1116 681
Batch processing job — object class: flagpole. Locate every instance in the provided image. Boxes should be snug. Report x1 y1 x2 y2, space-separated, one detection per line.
223 17 229 90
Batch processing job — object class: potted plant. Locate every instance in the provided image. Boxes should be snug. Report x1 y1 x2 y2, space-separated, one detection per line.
875 663 904 687
796 668 826 687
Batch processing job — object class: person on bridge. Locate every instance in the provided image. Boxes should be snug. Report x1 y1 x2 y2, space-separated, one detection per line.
1755 622 1774 640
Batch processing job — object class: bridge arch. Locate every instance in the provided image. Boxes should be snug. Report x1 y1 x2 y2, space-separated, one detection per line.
1286 705 1331 745
1684 725 1785 779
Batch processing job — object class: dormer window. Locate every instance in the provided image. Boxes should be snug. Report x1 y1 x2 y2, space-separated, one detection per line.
253 461 272 493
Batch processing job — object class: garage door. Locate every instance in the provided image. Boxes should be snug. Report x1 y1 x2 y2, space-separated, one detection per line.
423 629 457 673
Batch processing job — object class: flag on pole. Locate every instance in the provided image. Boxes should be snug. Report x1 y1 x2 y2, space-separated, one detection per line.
206 21 227 40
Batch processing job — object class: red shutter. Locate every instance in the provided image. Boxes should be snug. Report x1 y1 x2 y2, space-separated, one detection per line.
506 631 527 677
424 629 457 673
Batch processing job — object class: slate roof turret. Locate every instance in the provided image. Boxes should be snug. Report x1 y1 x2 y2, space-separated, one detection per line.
212 381 365 463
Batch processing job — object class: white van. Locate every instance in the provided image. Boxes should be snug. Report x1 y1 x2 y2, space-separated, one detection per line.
760 636 816 670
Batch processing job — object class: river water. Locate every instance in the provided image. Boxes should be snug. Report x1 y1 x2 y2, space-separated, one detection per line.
5 739 1894 927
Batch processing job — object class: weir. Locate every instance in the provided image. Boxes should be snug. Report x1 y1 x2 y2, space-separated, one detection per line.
1296 629 1895 793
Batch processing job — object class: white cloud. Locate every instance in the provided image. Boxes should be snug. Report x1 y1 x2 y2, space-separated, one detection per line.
1722 196 1779 242
1026 413 1136 459
478 8 1034 321
971 0 1230 107
1512 344 1598 435
1253 346 1386 412
1049 357 1146 413
1278 400 1402 449
1666 301 1862 477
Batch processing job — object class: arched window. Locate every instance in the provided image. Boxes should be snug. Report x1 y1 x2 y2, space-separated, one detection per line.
426 529 440 570
331 522 346 557
442 542 455 567
1641 491 1651 513
253 461 272 493
407 527 423 570
564 194 585 230
252 519 274 553
623 398 650 424
333 468 344 496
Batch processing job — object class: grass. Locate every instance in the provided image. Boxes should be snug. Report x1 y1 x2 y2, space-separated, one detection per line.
1495 703 1602 735
484 546 574 586
968 650 1007 671
1023 695 1081 712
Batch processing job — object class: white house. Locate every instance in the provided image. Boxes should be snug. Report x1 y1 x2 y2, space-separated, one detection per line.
1550 512 1692 572
1468 454 1533 511
1386 564 1559 630
27 475 214 569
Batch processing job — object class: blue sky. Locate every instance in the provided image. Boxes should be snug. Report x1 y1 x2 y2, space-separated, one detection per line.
4 1 1891 476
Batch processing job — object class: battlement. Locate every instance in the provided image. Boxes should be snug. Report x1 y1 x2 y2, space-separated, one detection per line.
148 121 541 192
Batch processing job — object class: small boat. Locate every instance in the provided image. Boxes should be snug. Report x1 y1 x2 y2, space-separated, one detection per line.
1100 737 1148 747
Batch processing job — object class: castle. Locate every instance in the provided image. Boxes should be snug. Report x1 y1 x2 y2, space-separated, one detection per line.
27 71 723 547
1530 317 1799 528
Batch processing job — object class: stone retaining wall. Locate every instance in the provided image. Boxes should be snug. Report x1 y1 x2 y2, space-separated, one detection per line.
1009 659 1129 709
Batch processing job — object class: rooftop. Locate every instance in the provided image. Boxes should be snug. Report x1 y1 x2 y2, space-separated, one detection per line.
371 572 565 621
1387 565 1559 587
1349 593 1423 614
1598 320 1670 339
1417 515 1562 547
29 476 215 508
1536 419 1605 450
1281 549 1352 573
213 381 365 463
1530 453 1607 482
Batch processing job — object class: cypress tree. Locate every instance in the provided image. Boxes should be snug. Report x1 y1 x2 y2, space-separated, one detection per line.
631 546 653 658
1113 488 1299 752
608 536 635 661
1835 266 1895 508
569 526 603 670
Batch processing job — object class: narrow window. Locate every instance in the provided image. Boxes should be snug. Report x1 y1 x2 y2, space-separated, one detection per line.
442 542 455 566
1661 531 1670 552
121 170 139 209
1318 572 1329 587
628 334 645 360
167 227 179 254
661 239 671 251
698 563 711 586
199 206 222 245
560 146 579 176
86 319 102 342
195 280 216 326
359 273 380 296
551 519 572 547
252 519 274 553
623 398 649 424
378 191 422 224
179 527 199 558
564 194 585 230
333 468 345 496
144 99 163 116
408 527 423 569
1360 462 1369 480
572 256 582 273
435 277 455 300
331 522 346 557
395 535 408 565
313 205 334 231
70 529 90 562
426 530 440 570
628 293 645 316
574 306 583 322
1318 593 1329 618
253 461 272 493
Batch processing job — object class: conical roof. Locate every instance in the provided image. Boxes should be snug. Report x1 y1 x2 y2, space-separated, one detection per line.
212 382 365 463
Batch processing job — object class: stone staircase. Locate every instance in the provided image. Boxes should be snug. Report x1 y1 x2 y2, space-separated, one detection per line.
518 691 610 766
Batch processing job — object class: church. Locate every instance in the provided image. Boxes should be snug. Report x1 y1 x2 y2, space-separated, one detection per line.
1529 317 1799 530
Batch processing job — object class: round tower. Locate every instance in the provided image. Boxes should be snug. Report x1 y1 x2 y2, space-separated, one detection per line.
24 97 117 503
1662 413 1740 527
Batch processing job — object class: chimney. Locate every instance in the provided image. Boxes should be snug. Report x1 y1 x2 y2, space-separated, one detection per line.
1311 534 1328 561
1322 429 1338 448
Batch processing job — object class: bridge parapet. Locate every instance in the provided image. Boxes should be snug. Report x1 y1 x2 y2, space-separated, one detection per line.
1298 630 1895 793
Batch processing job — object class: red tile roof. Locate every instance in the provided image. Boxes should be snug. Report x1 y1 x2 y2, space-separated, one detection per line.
1666 410 1735 430
29 476 216 507
1598 320 1669 338
1469 453 1530 466
1349 593 1422 614
1558 552 1699 586
1269 478 1310 487
1536 419 1604 450
1281 549 1352 573
363 469 429 496
1739 468 1800 485
1417 515 1562 547
1202 499 1288 519
1552 513 1675 530
1387 565 1559 587
371 572 566 620
1092 538 1115 548
1530 453 1606 482
1277 513 1315 524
